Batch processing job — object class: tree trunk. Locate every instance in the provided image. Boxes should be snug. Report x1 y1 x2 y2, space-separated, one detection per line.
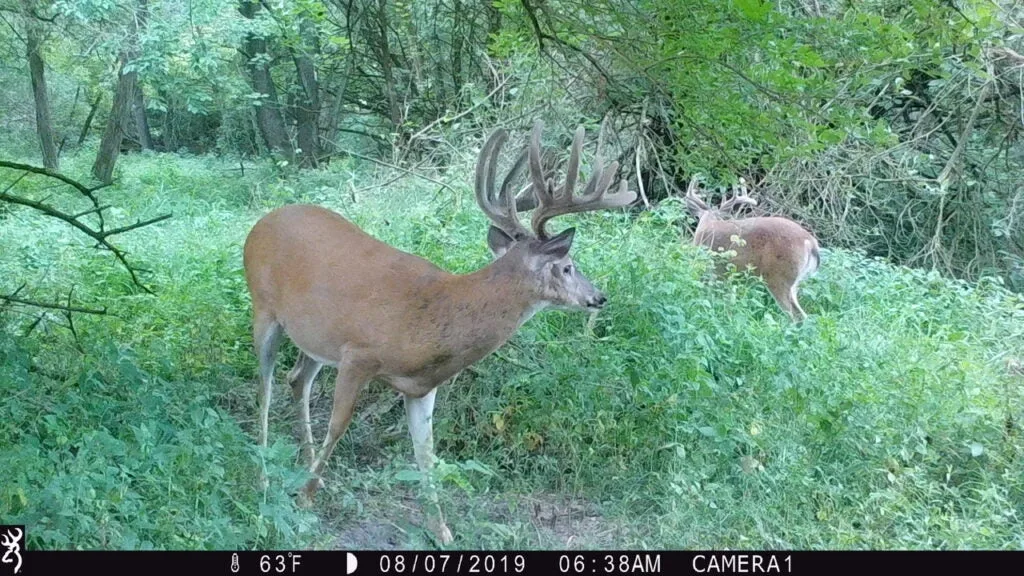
133 79 153 150
132 0 153 150
292 16 320 168
92 54 137 183
91 0 148 182
322 56 354 161
239 0 294 163
161 91 177 152
22 3 58 170
450 0 463 96
372 0 404 150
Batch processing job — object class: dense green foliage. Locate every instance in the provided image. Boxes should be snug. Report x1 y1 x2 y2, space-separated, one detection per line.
2 151 1021 549
2 0 1023 285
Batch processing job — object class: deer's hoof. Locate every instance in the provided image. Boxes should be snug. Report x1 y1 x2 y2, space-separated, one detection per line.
429 518 454 545
298 477 325 506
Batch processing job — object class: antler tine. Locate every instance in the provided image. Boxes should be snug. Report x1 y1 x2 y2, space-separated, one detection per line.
511 183 538 212
512 143 563 213
494 135 563 217
683 175 710 217
528 120 551 208
530 123 637 239
685 175 702 200
719 184 736 211
475 128 531 239
559 125 585 201
474 128 499 200
579 158 616 200
498 146 529 208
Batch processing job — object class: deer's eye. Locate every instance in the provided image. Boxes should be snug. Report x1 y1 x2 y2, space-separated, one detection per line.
563 264 573 275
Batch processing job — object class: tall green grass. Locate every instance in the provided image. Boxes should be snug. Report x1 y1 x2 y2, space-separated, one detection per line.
1 151 1022 549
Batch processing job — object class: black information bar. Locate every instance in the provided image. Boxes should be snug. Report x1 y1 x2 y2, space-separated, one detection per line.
16 550 1022 576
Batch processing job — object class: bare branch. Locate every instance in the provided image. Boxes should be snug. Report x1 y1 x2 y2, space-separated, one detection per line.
0 160 108 200
0 293 107 315
103 213 174 237
329 145 458 195
0 179 170 293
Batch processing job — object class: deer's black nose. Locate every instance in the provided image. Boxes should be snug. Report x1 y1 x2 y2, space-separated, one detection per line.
588 294 607 309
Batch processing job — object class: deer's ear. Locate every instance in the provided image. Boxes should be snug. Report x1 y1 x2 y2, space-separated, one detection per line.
487 226 516 257
538 227 575 258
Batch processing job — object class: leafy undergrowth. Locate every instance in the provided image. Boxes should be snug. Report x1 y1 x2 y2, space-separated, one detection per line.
1 150 1022 549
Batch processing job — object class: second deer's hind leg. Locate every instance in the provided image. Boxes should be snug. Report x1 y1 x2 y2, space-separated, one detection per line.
788 283 808 322
286 352 323 467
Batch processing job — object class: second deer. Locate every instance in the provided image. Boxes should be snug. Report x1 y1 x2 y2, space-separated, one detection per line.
684 178 820 321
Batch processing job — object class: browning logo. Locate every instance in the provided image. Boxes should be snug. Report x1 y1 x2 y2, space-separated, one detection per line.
0 526 23 575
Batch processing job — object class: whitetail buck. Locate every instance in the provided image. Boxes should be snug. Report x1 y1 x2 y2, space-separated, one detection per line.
684 178 820 321
242 120 635 543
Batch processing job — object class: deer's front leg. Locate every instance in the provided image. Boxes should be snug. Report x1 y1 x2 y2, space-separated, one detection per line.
404 388 454 545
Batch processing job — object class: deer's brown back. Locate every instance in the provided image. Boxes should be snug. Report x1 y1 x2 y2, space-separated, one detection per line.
244 205 455 357
694 216 815 282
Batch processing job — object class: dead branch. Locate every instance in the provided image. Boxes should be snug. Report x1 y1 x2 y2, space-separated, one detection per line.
0 293 107 315
0 160 172 293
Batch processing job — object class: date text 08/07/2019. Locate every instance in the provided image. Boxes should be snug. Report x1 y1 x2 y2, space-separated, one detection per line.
378 554 526 574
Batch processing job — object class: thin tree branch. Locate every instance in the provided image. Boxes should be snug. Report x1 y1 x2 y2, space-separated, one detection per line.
0 191 168 293
0 294 107 315
0 160 171 292
103 214 174 237
0 160 108 199
327 145 458 195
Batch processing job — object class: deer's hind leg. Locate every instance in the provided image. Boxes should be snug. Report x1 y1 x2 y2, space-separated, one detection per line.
287 352 324 468
253 311 283 490
764 274 803 322
788 283 808 322
253 312 283 449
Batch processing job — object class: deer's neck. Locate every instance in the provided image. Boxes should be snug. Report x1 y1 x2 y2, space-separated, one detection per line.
430 256 542 358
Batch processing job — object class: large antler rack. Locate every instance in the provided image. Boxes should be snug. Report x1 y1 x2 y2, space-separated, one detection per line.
475 120 636 241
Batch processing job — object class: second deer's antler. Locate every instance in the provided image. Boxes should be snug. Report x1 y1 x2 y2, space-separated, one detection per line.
719 178 758 213
683 175 710 216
